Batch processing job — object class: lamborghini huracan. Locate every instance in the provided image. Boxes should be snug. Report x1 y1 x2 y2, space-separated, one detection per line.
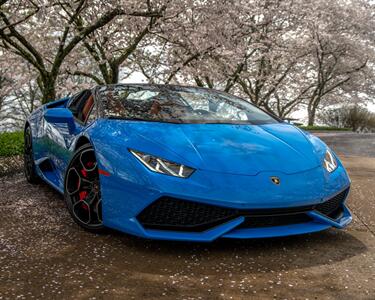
24 84 352 241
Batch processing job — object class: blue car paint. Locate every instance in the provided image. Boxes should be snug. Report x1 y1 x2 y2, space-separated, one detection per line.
26 98 352 241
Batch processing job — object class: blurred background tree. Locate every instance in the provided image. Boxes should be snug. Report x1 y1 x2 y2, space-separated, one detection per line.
319 105 375 132
0 0 374 131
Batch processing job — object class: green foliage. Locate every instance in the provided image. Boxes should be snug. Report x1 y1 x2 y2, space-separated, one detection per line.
299 126 351 131
318 105 375 132
0 131 24 157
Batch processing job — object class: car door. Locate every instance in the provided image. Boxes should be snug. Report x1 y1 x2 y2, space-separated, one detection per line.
45 89 95 188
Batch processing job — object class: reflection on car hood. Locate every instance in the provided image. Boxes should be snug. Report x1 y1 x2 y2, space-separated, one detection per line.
121 121 321 175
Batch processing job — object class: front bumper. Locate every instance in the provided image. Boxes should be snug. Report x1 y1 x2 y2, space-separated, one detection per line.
132 187 351 241
100 160 352 241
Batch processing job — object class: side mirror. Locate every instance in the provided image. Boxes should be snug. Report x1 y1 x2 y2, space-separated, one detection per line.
44 108 76 134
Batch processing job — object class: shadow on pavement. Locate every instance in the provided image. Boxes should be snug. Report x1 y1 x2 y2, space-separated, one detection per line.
0 173 369 285
106 227 367 275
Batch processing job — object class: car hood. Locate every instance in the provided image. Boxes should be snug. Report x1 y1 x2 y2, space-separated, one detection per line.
110 121 322 175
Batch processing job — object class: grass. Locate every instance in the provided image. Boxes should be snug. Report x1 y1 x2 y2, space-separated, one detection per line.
0 131 24 157
299 125 351 131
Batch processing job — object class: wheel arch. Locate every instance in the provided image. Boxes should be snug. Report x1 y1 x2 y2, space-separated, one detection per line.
74 135 91 151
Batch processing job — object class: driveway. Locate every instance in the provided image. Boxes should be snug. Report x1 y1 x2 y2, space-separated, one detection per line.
0 133 374 299
314 131 375 157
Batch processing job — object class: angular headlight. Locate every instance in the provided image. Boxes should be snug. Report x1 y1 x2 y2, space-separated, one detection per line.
129 149 195 178
323 149 338 173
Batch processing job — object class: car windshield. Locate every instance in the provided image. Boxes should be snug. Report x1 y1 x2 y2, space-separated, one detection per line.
97 84 280 125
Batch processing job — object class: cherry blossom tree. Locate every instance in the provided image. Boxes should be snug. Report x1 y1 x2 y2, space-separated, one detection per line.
0 0 374 128
0 64 11 112
65 0 171 85
0 0 163 103
301 0 375 125
135 0 257 87
233 0 313 117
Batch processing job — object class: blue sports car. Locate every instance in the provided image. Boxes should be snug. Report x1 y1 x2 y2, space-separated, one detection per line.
24 84 352 241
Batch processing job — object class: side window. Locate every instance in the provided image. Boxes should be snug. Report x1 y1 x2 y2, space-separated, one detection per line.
68 90 94 123
86 101 97 124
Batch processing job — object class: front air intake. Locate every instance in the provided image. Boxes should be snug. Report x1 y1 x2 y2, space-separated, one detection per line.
137 188 349 232
137 197 238 232
315 188 349 219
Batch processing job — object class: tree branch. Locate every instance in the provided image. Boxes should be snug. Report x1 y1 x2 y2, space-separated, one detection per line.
0 11 45 72
67 70 104 85
52 7 164 75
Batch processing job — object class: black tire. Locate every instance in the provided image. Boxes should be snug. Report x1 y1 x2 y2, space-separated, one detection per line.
24 126 40 184
64 144 105 232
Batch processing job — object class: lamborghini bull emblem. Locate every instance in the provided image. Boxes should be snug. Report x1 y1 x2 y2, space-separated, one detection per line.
270 176 281 185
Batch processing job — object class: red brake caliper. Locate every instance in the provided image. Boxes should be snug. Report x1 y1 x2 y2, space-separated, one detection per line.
81 169 87 178
79 167 89 210
79 191 89 210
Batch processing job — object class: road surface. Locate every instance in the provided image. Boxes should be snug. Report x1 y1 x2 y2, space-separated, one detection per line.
0 132 374 299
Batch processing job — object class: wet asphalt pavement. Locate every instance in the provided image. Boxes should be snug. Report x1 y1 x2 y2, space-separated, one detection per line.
0 132 374 299
314 132 375 158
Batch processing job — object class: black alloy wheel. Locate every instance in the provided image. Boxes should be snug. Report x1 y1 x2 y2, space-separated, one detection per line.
64 144 104 232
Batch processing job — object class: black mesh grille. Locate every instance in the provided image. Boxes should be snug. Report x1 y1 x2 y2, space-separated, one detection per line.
137 198 314 232
137 197 238 231
138 188 349 232
315 188 349 219
237 213 312 229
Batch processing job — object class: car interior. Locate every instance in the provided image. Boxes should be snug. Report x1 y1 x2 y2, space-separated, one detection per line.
68 90 95 123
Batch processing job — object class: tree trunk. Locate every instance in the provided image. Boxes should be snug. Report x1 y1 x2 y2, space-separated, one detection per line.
108 63 119 84
307 104 317 126
42 84 56 104
38 75 57 104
